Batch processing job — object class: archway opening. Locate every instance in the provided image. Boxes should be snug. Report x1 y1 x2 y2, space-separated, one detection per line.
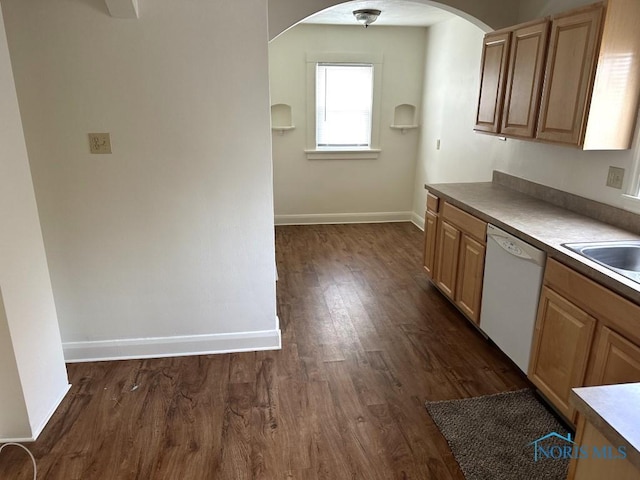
269 1 489 227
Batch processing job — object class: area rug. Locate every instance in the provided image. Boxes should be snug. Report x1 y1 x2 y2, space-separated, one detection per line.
425 389 571 480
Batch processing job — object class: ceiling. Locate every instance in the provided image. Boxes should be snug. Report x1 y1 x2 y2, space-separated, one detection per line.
302 0 455 27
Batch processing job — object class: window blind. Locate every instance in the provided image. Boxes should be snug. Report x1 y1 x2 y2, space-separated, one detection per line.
316 63 374 148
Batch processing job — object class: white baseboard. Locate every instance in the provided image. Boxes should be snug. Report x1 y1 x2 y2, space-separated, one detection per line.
63 327 282 363
0 434 36 443
274 211 412 226
0 383 71 442
411 212 425 231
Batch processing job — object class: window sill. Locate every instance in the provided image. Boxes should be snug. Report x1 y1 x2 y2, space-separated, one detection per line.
304 149 381 160
621 194 640 214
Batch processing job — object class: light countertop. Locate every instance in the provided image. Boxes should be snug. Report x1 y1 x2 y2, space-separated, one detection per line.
426 182 640 305
571 383 640 470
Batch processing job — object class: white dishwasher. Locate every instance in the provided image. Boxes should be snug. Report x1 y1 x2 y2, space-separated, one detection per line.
480 224 546 374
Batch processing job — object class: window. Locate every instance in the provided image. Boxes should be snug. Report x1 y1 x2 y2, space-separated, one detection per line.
305 52 382 160
315 63 373 149
621 140 640 213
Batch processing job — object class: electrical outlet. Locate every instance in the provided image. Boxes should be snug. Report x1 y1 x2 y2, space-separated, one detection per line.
88 133 112 154
606 166 625 189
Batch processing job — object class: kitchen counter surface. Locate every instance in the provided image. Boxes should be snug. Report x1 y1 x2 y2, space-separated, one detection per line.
426 181 640 305
571 383 640 470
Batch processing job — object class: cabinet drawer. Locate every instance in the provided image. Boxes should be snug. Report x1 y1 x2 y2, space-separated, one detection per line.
426 192 440 213
544 259 640 346
441 202 487 243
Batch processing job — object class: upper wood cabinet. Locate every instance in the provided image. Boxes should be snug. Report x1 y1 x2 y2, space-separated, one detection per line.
537 5 603 146
474 32 510 133
476 0 640 150
501 20 549 138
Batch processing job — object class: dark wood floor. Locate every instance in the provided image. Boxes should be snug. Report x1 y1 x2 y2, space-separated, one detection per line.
0 223 527 479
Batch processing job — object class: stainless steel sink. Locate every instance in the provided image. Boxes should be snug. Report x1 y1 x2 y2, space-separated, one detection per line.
563 241 640 284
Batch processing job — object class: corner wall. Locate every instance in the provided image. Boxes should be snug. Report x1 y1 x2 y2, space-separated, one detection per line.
412 17 501 226
2 0 279 361
498 0 640 208
0 3 69 440
413 6 640 225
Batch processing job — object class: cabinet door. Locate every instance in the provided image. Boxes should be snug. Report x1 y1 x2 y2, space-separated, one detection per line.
568 418 639 480
501 20 549 138
529 287 596 421
536 5 604 145
474 31 511 133
434 221 461 300
588 326 640 386
455 235 486 324
423 211 438 279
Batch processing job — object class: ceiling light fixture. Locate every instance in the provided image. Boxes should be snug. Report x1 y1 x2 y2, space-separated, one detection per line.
353 9 381 28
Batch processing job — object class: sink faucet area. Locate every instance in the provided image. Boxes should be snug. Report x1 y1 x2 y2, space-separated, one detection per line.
563 241 640 284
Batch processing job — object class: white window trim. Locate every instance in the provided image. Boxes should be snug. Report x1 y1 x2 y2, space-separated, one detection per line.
305 52 383 160
304 148 381 160
621 195 640 214
621 124 640 213
622 161 640 213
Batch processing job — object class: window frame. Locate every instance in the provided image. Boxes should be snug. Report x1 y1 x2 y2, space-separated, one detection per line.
621 129 640 213
305 52 383 160
315 62 374 150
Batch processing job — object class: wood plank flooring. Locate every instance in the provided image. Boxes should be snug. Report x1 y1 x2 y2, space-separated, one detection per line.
0 222 528 479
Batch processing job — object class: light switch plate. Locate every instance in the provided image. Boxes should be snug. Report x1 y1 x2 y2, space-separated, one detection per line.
606 166 625 189
88 133 112 154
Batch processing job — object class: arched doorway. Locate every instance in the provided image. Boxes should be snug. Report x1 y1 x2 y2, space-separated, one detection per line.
268 0 520 40
268 1 495 227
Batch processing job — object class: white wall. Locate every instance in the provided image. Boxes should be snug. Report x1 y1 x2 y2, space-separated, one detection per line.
495 0 640 207
413 2 640 224
412 17 502 222
0 291 30 439
2 0 279 361
0 3 69 440
270 24 427 223
518 0 596 22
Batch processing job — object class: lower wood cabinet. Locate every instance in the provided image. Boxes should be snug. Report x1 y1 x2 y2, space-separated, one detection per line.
434 220 461 299
430 200 487 325
528 259 640 425
454 235 485 324
588 326 640 386
423 210 438 278
569 417 639 480
529 286 596 421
